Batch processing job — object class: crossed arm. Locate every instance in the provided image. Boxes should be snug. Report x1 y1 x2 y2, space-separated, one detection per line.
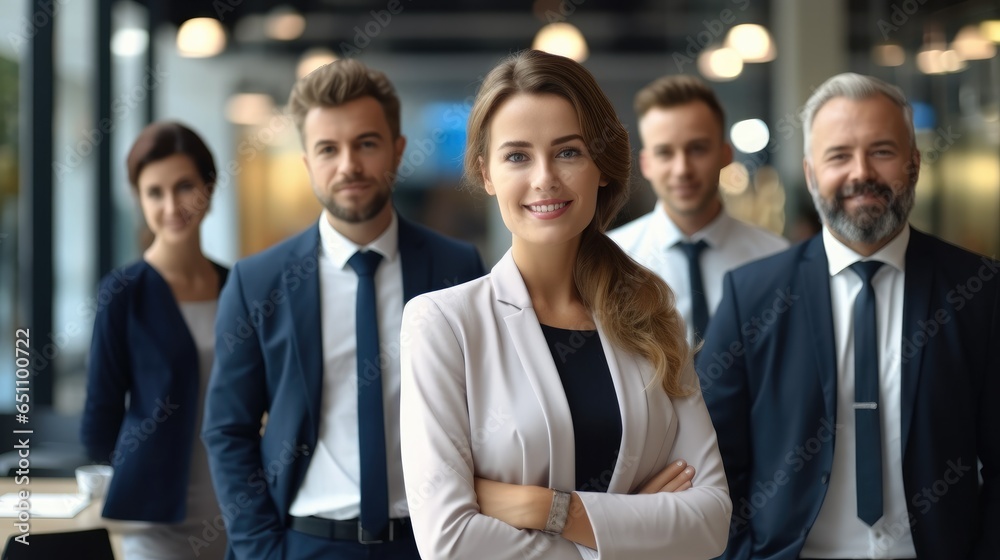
400 295 732 560
475 459 698 549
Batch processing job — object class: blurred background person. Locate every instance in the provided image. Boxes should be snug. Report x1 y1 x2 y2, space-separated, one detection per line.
610 75 788 345
80 121 228 560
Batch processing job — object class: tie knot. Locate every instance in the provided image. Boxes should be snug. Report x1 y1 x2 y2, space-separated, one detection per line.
850 260 884 284
348 250 383 277
678 239 708 260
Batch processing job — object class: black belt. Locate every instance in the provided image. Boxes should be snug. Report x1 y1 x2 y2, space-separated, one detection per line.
288 516 412 544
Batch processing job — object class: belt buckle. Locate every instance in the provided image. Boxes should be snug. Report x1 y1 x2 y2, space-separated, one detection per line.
358 521 393 544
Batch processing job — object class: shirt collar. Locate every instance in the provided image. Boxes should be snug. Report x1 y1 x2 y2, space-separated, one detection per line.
651 201 733 250
822 223 909 277
318 209 399 269
690 208 734 248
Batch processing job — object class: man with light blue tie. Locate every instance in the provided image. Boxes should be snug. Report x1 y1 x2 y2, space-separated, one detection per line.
609 75 787 345
696 73 999 559
202 59 485 559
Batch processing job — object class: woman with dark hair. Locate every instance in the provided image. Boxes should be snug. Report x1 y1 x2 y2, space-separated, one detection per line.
81 121 228 559
399 50 732 559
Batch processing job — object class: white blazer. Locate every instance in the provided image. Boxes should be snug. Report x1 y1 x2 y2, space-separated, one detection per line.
400 250 732 560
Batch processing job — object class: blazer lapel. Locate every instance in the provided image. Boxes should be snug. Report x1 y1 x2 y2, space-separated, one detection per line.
285 225 324 437
139 263 198 372
398 216 431 303
492 252 576 491
598 327 648 494
798 236 839 423
138 261 229 377
900 229 932 457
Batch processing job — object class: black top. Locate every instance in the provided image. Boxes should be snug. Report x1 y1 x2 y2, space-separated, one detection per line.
540 324 622 493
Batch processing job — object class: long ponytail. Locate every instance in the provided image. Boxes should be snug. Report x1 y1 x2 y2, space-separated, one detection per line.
576 226 692 396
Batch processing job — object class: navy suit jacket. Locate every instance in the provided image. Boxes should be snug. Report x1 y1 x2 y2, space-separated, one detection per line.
696 228 999 560
80 259 229 522
201 215 485 560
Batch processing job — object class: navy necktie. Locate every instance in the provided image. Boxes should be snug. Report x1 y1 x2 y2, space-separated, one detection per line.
850 260 884 526
347 250 388 536
678 240 710 341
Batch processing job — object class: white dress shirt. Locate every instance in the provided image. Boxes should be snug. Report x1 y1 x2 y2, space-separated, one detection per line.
289 211 409 520
800 225 916 559
609 203 789 344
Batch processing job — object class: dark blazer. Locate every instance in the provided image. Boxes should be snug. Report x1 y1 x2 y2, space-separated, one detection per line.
696 228 999 560
201 216 485 560
80 259 229 522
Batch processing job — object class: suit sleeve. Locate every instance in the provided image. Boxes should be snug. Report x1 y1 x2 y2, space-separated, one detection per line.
973 270 1000 559
574 363 733 560
80 274 131 463
201 263 285 559
400 295 584 560
696 271 754 560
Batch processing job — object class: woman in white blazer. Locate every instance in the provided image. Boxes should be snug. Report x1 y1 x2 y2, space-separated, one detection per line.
400 49 732 560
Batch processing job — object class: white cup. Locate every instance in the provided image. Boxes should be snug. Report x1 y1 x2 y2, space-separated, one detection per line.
75 465 114 499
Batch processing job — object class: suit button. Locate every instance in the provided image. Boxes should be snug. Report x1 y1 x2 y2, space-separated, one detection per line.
820 472 829 484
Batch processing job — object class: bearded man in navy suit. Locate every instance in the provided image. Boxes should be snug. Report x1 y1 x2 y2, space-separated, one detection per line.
697 72 998 560
202 59 484 559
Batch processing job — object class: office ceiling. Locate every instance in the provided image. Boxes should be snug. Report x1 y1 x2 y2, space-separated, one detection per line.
135 0 995 56
138 0 770 54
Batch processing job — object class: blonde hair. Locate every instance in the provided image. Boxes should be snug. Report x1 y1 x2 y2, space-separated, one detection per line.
464 50 692 396
286 58 401 139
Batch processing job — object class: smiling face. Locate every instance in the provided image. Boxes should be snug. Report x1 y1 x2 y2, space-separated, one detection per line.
481 93 607 252
301 95 406 228
137 153 212 244
804 93 918 247
638 100 731 223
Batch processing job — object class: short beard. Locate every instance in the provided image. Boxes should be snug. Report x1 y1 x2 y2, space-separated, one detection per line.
325 187 391 224
810 174 915 245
